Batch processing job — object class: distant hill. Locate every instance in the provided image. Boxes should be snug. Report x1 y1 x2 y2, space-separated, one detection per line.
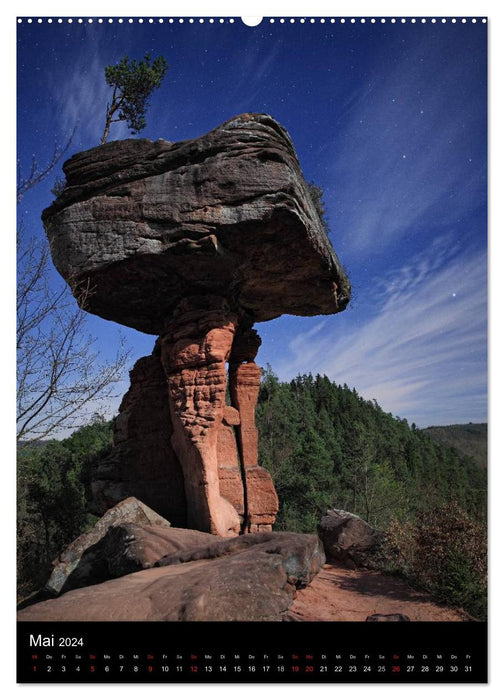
422 423 487 469
17 439 49 450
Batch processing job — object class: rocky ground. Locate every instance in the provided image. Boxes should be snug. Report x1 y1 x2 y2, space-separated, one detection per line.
18 500 471 623
17 516 325 622
287 563 470 622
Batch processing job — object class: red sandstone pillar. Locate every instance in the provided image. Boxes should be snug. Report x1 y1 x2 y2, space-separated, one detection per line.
229 329 279 533
229 362 261 467
216 405 245 525
160 297 241 537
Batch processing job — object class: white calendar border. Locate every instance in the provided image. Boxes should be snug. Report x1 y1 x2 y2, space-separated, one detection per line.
4 1 502 698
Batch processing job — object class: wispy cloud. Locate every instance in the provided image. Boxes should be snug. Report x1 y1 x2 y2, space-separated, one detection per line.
275 235 487 427
230 39 284 114
49 30 132 148
327 40 486 256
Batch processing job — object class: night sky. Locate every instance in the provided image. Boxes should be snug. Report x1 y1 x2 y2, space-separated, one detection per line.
17 16 487 430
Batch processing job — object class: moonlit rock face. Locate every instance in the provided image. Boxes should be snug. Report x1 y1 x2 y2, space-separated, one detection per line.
42 113 350 335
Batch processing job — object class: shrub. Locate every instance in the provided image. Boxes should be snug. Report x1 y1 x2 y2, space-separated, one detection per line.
383 502 487 619
51 175 66 197
307 182 329 235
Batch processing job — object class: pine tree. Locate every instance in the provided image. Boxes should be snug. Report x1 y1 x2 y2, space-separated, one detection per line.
101 53 168 144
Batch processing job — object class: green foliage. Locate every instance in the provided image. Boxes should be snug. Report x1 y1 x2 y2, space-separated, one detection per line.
307 182 329 235
256 369 487 617
257 369 486 533
51 175 66 197
384 503 487 619
422 423 487 470
258 369 337 532
101 53 168 144
17 416 113 600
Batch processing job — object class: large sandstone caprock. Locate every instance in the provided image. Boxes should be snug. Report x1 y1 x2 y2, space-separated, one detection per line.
43 113 350 333
43 113 350 537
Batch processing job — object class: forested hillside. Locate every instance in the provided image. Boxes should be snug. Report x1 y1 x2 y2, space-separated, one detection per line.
17 417 113 600
256 370 487 618
257 368 486 533
423 423 487 470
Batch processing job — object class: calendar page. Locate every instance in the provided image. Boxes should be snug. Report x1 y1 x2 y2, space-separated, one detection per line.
16 12 488 683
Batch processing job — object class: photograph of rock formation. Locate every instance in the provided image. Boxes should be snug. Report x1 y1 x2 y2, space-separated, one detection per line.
17 17 487 624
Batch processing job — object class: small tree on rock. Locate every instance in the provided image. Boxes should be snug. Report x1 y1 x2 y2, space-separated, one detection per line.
101 53 168 144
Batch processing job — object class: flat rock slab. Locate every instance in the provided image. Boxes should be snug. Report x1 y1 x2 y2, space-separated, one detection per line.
286 564 470 622
55 524 220 595
46 497 170 595
43 113 350 334
18 532 324 622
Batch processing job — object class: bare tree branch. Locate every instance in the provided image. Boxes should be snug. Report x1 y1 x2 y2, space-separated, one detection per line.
17 138 131 444
16 128 75 204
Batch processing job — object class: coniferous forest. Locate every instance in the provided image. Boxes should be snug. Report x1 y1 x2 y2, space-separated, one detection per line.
257 368 486 532
17 369 487 618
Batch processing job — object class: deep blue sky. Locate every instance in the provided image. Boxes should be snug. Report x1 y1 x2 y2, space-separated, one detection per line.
17 16 487 429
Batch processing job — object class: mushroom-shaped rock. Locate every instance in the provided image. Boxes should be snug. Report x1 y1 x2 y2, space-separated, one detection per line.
42 114 351 538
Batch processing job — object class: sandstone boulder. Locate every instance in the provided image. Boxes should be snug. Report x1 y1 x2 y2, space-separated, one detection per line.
43 113 350 334
366 613 411 622
18 532 325 622
317 509 384 569
45 497 170 595
152 531 324 587
56 524 221 594
87 352 187 525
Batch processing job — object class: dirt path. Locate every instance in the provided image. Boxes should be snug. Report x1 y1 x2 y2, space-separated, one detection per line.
287 564 470 622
